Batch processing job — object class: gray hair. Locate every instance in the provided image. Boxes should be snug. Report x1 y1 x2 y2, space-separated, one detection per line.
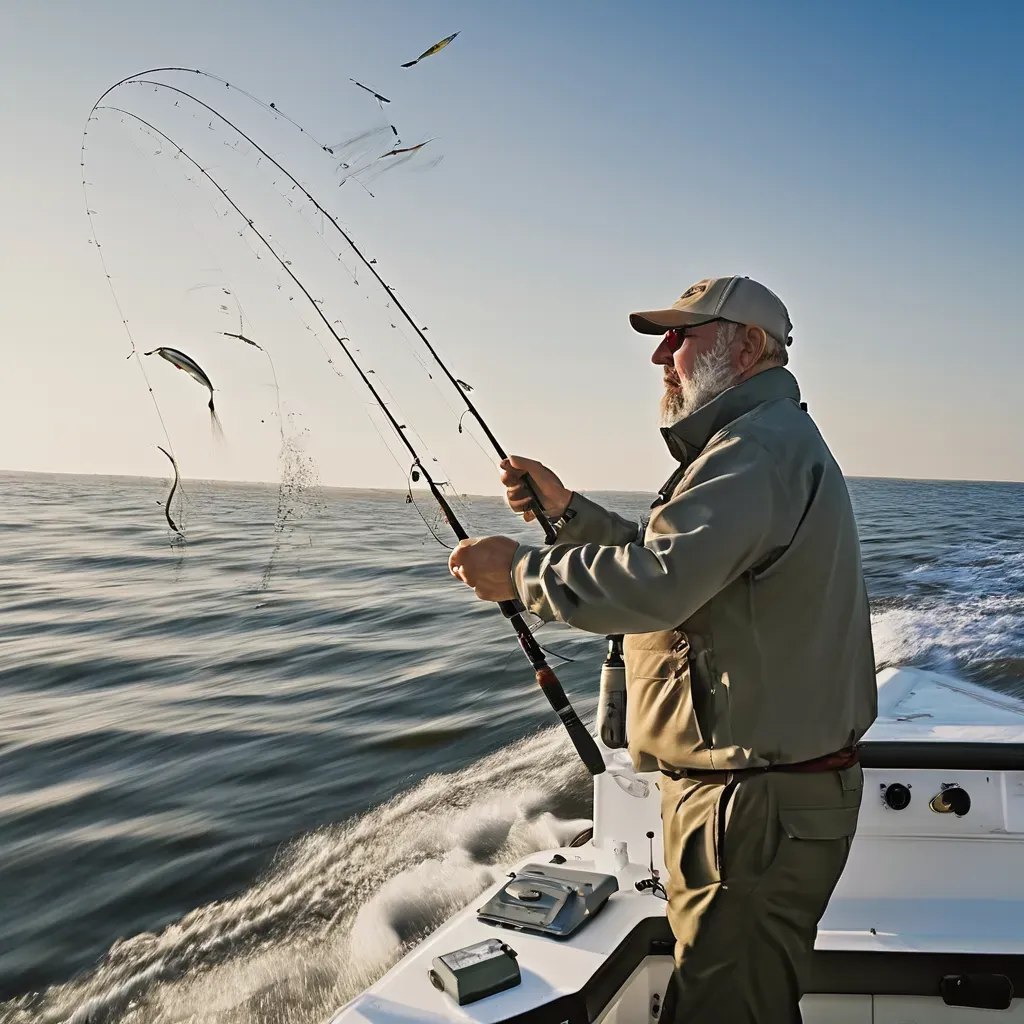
761 331 789 367
718 320 788 367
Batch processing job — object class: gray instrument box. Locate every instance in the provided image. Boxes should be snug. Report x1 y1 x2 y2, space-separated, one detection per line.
428 938 521 1005
476 863 618 938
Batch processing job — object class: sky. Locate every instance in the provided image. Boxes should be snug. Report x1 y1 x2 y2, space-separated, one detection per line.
1 0 1022 494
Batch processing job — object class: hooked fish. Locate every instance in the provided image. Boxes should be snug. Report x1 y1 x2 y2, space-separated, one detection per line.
401 31 460 67
156 446 182 535
220 331 263 351
144 347 216 411
379 140 434 159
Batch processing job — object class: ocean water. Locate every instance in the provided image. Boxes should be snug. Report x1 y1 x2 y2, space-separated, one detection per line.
1 472 1022 1023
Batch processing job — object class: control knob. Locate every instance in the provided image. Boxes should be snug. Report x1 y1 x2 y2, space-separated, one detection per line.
883 783 911 810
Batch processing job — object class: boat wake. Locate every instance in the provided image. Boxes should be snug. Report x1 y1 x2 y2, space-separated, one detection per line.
871 539 1024 699
0 728 592 1024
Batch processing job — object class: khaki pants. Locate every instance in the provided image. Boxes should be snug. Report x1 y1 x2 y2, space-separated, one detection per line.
657 765 862 1024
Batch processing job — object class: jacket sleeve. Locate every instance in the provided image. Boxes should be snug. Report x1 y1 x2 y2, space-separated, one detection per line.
549 492 644 546
511 435 799 635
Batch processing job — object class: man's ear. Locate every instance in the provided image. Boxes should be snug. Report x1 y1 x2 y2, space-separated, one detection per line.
739 324 767 373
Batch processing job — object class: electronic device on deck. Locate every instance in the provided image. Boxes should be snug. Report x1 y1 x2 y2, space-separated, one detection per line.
428 938 521 1005
476 864 618 938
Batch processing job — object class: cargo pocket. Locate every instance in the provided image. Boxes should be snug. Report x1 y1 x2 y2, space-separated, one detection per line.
778 805 860 841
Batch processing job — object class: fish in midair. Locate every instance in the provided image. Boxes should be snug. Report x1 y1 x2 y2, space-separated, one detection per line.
350 79 391 105
379 140 434 159
220 331 264 351
401 31 459 67
156 446 182 535
144 347 216 411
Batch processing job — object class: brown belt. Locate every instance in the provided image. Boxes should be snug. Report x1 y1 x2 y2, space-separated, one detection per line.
661 746 860 783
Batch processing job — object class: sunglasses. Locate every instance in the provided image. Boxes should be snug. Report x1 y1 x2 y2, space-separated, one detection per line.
662 318 739 353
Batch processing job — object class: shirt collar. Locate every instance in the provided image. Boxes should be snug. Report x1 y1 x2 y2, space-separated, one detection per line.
660 367 802 465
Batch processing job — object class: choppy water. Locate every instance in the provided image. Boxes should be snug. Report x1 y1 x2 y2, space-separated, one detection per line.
1 472 1022 1023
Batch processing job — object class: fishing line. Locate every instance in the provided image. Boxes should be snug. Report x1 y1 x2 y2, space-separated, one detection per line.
95 101 603 776
105 104 479 551
81 116 176 467
109 71 558 541
89 113 322 563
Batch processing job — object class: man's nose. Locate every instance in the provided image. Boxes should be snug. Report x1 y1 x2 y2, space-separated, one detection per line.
651 338 674 365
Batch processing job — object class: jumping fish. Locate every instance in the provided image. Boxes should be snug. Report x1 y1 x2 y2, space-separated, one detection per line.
156 446 182 535
145 347 216 411
401 31 459 68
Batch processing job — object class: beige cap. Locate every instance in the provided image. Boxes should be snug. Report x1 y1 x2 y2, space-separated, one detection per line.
629 276 793 344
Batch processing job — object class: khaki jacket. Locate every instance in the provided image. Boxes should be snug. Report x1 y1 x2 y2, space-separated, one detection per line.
512 368 877 773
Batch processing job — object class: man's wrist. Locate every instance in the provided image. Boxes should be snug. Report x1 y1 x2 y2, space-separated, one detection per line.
550 493 577 530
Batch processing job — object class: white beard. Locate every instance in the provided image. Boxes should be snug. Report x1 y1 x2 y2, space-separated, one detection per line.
659 338 739 428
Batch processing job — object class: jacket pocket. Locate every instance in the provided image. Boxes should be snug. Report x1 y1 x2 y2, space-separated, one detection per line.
625 646 708 768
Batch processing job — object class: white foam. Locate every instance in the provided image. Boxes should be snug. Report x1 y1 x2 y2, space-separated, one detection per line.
871 538 1024 683
3 727 591 1024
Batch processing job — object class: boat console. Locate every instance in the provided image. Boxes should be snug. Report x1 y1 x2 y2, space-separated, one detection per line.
330 666 1024 1022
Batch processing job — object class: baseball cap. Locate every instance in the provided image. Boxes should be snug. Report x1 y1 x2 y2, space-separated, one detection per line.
629 276 793 344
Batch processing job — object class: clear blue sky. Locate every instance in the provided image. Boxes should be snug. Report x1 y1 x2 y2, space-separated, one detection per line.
2 0 1022 492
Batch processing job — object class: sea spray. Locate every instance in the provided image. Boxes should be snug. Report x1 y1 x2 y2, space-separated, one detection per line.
1 726 591 1024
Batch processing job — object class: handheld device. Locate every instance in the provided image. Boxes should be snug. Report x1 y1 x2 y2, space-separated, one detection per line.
428 938 520 1005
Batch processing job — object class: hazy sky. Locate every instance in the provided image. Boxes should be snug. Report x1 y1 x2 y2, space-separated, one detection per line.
2 0 1022 494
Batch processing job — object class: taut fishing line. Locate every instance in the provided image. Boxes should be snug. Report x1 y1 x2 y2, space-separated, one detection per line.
83 67 599 707
91 68 559 540
28 64 610 1024
83 67 599 703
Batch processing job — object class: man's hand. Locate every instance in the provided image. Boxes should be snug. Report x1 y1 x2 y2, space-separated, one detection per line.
449 536 519 602
500 456 572 523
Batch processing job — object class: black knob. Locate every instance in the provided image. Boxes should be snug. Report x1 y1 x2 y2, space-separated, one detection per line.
883 783 912 810
930 786 971 816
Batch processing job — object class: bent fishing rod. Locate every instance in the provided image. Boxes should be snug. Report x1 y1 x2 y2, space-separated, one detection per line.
98 105 605 777
97 69 559 544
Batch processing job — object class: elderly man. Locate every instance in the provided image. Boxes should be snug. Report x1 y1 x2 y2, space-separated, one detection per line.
449 276 877 1023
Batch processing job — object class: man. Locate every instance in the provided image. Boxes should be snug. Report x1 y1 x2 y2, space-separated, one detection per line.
449 276 877 1023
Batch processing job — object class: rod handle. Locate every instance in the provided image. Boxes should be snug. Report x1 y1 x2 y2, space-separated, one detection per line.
521 473 559 545
536 667 607 776
499 598 525 618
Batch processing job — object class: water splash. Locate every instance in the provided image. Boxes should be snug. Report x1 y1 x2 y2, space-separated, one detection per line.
1 728 591 1024
871 539 1024 698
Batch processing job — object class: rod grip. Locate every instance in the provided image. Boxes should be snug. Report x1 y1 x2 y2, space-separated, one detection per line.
498 598 526 618
521 473 558 545
536 667 606 776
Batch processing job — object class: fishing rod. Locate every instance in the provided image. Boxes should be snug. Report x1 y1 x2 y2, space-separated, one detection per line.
97 69 560 544
94 104 605 777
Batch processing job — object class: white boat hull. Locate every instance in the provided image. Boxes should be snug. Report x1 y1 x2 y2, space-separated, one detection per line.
331 666 1024 1022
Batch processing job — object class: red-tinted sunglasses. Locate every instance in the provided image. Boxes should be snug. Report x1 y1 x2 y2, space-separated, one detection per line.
662 318 736 353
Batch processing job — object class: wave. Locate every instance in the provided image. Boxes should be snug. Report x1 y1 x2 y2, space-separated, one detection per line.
871 538 1024 698
0 728 591 1024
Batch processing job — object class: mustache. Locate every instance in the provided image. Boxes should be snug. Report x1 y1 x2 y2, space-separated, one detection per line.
663 370 680 388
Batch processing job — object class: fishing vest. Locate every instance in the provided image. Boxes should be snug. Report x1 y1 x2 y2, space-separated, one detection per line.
622 369 877 773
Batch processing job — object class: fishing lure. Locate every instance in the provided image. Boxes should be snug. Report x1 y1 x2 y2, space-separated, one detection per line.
144 346 216 411
401 31 460 67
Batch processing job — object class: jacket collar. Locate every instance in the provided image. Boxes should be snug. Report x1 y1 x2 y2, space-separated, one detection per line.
660 367 802 466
